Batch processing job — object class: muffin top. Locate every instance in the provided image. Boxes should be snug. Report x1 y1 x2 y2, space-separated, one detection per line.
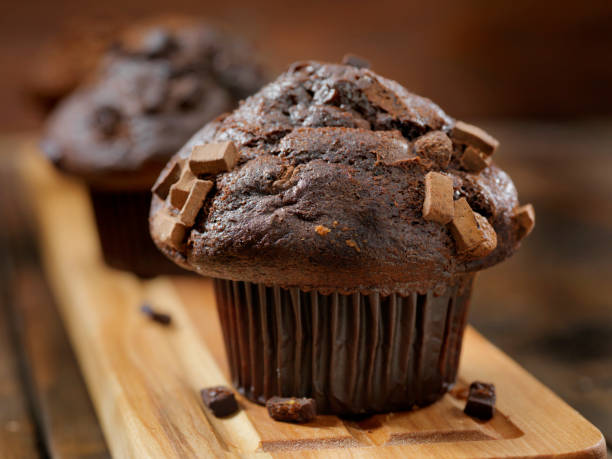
150 61 534 295
41 16 267 190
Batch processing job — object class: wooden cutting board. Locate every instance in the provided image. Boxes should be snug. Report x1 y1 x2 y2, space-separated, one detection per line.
19 146 606 458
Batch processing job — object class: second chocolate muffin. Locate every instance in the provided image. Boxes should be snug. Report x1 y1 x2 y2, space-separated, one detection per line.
41 16 267 277
150 61 534 414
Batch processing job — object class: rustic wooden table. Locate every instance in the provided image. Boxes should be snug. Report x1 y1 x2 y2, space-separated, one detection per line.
0 122 610 457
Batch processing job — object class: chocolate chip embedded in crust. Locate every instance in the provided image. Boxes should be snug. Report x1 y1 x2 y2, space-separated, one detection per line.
152 161 182 199
464 381 496 420
451 121 499 156
152 210 185 250
169 167 196 209
414 131 453 168
171 77 203 110
201 386 239 418
460 146 491 173
91 106 122 138
450 198 497 257
266 396 316 423
189 142 239 175
342 54 371 69
513 204 535 239
178 179 213 226
422 172 454 224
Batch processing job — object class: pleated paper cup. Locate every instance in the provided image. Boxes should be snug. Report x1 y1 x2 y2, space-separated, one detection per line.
213 273 475 415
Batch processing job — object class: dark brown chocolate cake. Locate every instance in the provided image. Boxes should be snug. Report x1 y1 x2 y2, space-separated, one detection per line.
149 61 534 413
41 16 267 277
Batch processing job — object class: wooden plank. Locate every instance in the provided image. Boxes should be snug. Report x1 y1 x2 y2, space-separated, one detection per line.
0 156 40 458
1 147 109 458
11 266 111 459
20 143 607 457
0 290 40 459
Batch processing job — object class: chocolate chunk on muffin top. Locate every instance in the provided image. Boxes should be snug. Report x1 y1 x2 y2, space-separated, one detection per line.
41 16 267 190
150 61 532 295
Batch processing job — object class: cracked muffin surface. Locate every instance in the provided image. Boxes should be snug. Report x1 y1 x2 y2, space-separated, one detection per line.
151 61 527 294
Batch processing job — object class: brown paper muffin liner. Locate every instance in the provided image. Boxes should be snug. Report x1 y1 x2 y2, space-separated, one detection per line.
89 189 188 278
213 274 475 415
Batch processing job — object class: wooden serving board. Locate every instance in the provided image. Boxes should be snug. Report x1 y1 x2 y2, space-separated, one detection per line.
20 146 606 458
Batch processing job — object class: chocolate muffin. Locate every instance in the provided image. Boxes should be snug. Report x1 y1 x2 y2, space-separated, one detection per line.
149 61 535 414
41 16 267 277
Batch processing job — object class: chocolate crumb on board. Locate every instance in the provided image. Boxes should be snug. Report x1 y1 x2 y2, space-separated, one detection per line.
315 224 331 236
266 396 317 423
464 381 496 420
341 53 370 69
200 386 239 418
140 303 172 325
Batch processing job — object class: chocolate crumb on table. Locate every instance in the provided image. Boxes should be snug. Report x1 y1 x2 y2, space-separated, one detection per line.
266 396 317 423
464 381 496 420
200 386 239 417
140 303 172 325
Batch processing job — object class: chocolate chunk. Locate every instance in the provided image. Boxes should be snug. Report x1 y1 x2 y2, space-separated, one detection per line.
460 146 491 173
91 106 121 138
266 396 317 423
178 179 213 226
450 198 497 257
342 54 371 69
152 210 185 250
451 121 499 156
140 303 172 325
139 76 169 114
189 142 239 175
201 386 239 417
169 167 196 209
464 381 495 420
152 161 182 199
171 76 204 110
414 130 453 168
513 204 535 239
423 172 454 224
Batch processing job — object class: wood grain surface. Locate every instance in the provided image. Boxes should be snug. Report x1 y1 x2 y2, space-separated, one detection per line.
0 137 110 458
19 140 606 457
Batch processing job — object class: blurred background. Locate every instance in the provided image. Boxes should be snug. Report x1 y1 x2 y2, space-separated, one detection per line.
1 0 611 456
